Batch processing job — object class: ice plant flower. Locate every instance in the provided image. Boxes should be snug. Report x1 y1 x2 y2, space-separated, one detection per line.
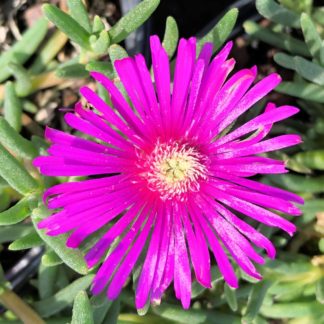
34 36 303 309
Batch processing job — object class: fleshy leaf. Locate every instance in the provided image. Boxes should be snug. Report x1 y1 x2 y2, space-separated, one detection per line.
224 284 238 312
38 263 59 299
243 280 273 322
0 18 48 83
256 0 300 28
0 143 39 195
197 8 238 53
162 16 179 59
276 80 324 103
32 206 88 275
67 0 92 33
9 231 43 250
34 274 94 317
0 224 34 244
294 150 324 170
0 117 38 160
267 174 324 193
86 61 114 79
244 20 310 57
0 197 31 226
108 0 160 44
71 291 94 324
42 250 63 267
301 13 324 66
90 30 110 54
43 4 91 50
4 82 23 132
56 63 89 79
260 301 323 318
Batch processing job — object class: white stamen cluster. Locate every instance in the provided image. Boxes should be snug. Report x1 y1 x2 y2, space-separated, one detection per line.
144 142 207 200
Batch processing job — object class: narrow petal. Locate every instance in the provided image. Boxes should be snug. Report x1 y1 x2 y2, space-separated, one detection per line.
85 201 144 268
215 135 302 159
191 199 238 288
217 73 282 133
212 105 299 149
204 183 296 235
107 210 156 299
135 208 164 309
173 203 191 309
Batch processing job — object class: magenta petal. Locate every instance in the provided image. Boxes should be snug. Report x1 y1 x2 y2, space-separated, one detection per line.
194 207 238 288
173 204 191 309
91 204 151 295
107 211 155 299
135 208 164 309
218 73 282 132
183 205 211 288
85 201 143 268
205 183 296 235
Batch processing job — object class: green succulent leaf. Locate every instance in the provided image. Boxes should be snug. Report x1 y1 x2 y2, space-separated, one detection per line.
0 18 48 83
0 189 10 212
267 174 324 193
0 197 31 226
108 44 129 101
92 15 105 34
9 231 43 250
224 284 238 312
0 224 34 244
34 274 94 317
191 267 222 298
29 30 68 74
260 301 323 318
278 0 312 14
294 150 324 170
162 16 179 59
86 61 114 78
274 52 296 70
4 81 23 132
275 53 324 86
32 206 88 275
91 294 113 324
244 20 310 57
38 263 59 299
0 143 39 195
108 44 128 68
71 291 94 324
243 280 273 322
43 4 91 50
42 250 63 267
6 63 33 97
90 30 110 54
298 199 324 224
0 117 38 160
197 8 238 53
301 13 324 66
152 302 240 324
108 0 160 44
256 0 301 28
56 63 89 79
104 299 120 324
276 80 324 103
67 0 92 33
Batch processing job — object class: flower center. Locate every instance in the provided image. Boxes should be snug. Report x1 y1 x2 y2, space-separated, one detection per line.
144 142 207 200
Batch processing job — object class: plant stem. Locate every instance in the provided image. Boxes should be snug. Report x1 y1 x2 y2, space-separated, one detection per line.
0 287 45 324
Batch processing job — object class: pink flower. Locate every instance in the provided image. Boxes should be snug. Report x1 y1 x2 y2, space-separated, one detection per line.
34 36 303 309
